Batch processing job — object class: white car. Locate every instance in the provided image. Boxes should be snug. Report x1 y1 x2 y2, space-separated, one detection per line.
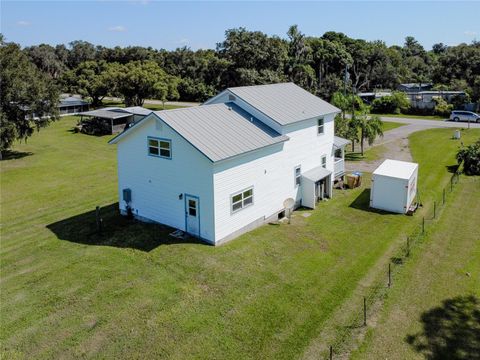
449 110 480 123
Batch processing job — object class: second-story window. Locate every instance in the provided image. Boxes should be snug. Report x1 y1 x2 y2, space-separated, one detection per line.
318 117 324 135
148 137 171 159
322 155 327 168
294 165 301 187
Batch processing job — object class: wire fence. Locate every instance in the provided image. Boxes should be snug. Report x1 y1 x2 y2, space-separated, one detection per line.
325 169 462 359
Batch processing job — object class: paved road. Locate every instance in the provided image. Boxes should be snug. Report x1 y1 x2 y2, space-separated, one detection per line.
380 115 480 129
346 116 479 173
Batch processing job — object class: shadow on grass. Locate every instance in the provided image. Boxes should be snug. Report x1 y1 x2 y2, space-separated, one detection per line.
349 189 393 215
1 150 33 161
405 295 480 359
345 152 366 162
46 203 204 252
446 164 460 174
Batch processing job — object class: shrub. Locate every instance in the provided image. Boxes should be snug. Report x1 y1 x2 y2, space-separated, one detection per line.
434 97 454 117
457 140 480 175
371 91 409 114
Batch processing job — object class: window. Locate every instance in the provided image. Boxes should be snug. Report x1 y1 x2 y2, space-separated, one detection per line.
148 137 171 159
188 199 197 217
317 117 324 135
231 187 254 213
321 155 327 168
294 165 301 187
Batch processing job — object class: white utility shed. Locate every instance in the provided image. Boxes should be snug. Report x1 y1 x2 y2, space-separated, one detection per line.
370 159 419 214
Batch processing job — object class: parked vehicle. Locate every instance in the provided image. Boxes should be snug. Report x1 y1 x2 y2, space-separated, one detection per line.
449 110 480 123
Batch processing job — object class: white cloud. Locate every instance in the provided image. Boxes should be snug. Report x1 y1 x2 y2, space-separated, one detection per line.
108 25 127 32
17 20 30 26
464 30 477 37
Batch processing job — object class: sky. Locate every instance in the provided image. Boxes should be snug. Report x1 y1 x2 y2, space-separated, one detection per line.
1 1 479 51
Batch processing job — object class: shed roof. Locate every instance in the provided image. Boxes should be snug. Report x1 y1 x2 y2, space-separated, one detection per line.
224 82 340 126
110 102 289 162
302 166 332 182
373 159 418 180
79 109 132 120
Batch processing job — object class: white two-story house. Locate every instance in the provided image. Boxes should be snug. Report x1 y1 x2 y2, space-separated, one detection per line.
109 83 349 245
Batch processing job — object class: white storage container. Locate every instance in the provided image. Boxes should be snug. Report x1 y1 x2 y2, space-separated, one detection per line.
370 159 419 214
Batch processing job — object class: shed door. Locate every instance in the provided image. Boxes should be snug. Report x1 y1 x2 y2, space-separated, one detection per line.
185 195 200 238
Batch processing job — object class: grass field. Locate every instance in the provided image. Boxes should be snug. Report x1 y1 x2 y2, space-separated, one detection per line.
101 99 186 111
1 116 478 359
352 174 480 359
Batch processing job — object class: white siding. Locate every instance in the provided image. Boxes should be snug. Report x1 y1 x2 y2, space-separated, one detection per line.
212 113 336 243
115 117 215 242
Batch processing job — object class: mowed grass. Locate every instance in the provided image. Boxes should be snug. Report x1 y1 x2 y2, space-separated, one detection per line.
101 99 187 111
352 174 480 359
1 116 478 359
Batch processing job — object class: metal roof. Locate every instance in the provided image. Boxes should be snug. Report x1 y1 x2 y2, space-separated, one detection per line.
155 102 289 162
302 166 332 182
110 102 289 163
59 96 89 107
373 159 418 180
123 106 153 116
334 136 351 148
225 82 341 126
78 109 132 120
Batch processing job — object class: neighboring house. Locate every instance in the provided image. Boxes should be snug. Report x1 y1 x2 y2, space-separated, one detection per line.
358 91 392 104
406 91 466 110
77 106 152 134
109 83 348 245
58 96 90 115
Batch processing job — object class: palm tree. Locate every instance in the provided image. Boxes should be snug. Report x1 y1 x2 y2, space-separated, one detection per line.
358 111 384 156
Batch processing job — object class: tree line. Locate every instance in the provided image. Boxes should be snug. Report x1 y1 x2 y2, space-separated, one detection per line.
1 26 480 155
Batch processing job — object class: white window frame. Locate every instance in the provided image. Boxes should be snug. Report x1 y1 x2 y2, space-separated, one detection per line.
294 165 301 187
231 187 254 213
321 155 327 168
148 137 171 159
317 117 325 135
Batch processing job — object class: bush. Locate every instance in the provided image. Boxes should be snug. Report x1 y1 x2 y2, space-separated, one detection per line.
79 118 112 135
434 97 453 117
457 140 480 175
371 91 409 114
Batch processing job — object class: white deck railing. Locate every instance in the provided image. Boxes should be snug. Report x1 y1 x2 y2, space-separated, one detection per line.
334 157 345 178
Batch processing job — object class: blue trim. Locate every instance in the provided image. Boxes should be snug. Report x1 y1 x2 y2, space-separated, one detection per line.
184 194 200 238
147 136 172 159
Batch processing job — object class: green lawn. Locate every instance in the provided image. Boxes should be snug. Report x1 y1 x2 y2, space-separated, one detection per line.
352 174 480 359
1 116 478 359
378 113 446 121
344 121 405 161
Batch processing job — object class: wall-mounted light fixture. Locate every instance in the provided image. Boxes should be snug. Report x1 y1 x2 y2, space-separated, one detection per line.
178 193 183 200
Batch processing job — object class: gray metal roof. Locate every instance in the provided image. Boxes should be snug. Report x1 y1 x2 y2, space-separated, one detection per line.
78 109 132 120
334 136 351 148
123 106 153 116
109 102 289 162
155 102 289 162
302 166 332 182
226 82 340 126
59 96 89 107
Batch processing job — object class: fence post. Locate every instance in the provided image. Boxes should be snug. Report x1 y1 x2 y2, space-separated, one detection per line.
443 188 446 204
422 217 425 234
433 201 436 219
363 297 367 326
406 236 410 257
451 176 453 192
388 263 392 288
329 345 333 360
